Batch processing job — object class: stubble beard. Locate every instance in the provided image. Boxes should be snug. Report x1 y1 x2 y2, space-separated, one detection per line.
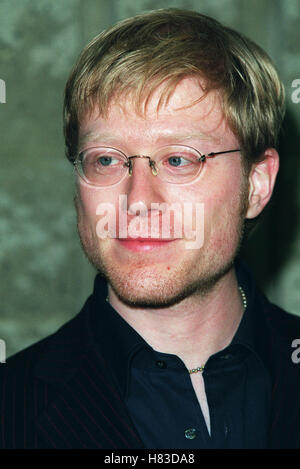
75 183 249 309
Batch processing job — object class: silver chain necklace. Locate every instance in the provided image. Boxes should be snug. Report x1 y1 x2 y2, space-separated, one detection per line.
188 286 247 375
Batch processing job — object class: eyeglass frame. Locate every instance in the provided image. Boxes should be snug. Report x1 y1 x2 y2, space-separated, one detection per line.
73 145 241 186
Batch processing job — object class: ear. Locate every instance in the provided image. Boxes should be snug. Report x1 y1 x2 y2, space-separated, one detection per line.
246 148 279 219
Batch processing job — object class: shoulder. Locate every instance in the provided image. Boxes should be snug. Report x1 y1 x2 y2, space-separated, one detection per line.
0 295 92 384
259 297 300 448
0 295 101 448
258 292 300 366
260 293 300 339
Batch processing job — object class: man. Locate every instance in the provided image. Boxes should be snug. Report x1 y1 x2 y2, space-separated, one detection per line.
0 8 299 449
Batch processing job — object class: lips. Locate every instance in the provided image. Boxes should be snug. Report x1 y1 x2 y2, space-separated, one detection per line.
119 236 176 241
116 237 177 252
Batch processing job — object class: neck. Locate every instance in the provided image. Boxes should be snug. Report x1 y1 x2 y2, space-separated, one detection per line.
107 267 245 370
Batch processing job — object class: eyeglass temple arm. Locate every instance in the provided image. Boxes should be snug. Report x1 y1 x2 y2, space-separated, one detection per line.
199 148 240 162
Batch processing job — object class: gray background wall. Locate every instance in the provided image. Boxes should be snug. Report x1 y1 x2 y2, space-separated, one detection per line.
0 0 299 358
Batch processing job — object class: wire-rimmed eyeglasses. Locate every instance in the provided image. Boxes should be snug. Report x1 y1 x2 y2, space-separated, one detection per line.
73 145 240 186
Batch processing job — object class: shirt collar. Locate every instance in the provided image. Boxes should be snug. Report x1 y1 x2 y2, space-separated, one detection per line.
90 275 148 396
88 260 269 397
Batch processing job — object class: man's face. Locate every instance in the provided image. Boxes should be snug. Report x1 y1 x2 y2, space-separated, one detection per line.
75 78 249 307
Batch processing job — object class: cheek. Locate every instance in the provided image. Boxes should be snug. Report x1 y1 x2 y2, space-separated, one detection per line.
78 188 99 220
76 184 115 241
76 182 116 219
200 177 245 242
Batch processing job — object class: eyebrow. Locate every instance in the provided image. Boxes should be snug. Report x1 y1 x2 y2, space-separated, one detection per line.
78 131 220 149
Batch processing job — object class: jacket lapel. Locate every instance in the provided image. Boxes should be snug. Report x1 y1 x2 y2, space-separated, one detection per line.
258 295 300 448
33 301 144 449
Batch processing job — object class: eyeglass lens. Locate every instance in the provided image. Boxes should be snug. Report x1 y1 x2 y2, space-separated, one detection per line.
77 145 204 186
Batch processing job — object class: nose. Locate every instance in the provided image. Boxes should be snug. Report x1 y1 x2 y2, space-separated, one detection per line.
124 156 165 215
127 156 157 176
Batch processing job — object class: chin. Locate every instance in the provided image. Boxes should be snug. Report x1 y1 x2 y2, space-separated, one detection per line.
109 274 192 308
88 246 235 308
103 262 190 307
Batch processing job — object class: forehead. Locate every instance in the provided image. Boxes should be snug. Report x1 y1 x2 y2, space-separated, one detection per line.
79 77 234 148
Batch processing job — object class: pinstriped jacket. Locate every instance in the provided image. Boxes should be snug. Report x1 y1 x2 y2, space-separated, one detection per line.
0 280 299 449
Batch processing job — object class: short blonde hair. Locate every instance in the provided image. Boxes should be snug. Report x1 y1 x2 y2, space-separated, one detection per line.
64 8 285 168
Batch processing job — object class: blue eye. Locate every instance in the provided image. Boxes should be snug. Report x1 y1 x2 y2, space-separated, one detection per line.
94 155 123 168
168 156 181 166
167 156 192 167
98 156 113 166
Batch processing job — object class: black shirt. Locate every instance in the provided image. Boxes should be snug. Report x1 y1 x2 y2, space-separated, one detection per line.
90 261 272 448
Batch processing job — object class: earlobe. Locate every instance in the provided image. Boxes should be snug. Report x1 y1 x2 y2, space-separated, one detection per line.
245 148 279 220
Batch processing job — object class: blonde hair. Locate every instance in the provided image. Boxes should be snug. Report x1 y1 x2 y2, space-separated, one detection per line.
64 8 285 168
